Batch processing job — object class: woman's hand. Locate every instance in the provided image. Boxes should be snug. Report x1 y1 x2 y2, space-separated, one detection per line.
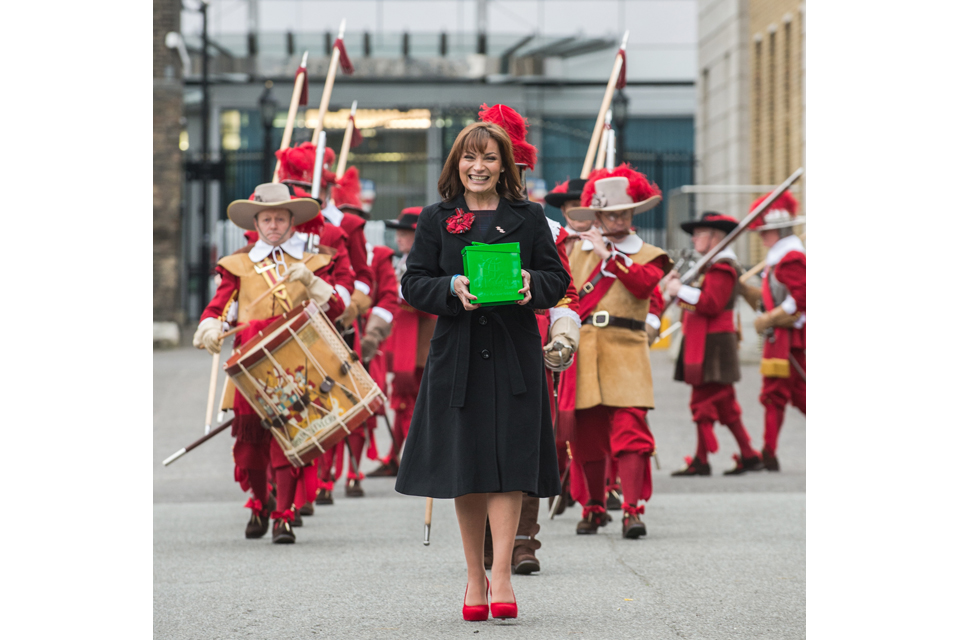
516 269 532 305
580 227 611 261
454 276 481 310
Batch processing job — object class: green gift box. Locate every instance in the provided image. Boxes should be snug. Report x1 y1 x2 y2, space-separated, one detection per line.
460 242 523 306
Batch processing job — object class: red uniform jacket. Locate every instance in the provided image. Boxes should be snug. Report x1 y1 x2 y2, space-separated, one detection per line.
761 249 806 370
325 207 374 294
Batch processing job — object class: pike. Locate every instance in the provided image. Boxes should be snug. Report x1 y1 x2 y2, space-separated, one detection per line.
581 31 629 178
311 19 354 148
271 51 310 182
594 110 613 171
666 168 804 306
164 418 234 466
336 100 358 179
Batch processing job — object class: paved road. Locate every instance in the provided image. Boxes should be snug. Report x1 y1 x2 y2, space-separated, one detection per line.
155 346 805 639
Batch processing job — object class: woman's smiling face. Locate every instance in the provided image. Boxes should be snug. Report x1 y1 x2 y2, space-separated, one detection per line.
458 137 502 199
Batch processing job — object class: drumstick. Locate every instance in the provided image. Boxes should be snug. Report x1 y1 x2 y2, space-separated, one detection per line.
244 275 290 314
218 323 250 341
423 497 433 546
204 352 220 435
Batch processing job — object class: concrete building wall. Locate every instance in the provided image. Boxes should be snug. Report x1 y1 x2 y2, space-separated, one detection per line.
154 0 185 340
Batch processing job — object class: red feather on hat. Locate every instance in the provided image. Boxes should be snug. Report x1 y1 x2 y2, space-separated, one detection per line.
478 103 538 169
276 142 317 183
332 166 363 209
580 164 661 207
549 180 570 195
748 190 797 229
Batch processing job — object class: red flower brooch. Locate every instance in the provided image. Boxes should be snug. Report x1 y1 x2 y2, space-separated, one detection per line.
446 208 475 234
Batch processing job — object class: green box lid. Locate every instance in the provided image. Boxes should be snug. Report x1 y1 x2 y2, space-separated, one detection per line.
461 242 523 305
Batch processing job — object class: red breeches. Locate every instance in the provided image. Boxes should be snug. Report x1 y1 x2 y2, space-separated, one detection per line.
572 406 655 506
760 349 806 454
689 383 742 425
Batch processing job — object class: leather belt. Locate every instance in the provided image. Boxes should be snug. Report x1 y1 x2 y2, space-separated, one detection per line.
582 311 645 331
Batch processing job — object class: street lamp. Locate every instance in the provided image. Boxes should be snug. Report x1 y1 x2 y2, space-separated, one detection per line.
259 80 278 183
612 89 629 165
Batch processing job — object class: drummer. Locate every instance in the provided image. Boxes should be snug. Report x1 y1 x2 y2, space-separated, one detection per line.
192 182 345 545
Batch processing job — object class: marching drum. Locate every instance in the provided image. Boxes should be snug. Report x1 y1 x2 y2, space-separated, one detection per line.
224 300 385 467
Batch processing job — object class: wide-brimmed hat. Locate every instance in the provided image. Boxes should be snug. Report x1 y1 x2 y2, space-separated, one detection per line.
748 190 805 231
681 211 739 235
227 182 320 231
566 165 662 221
544 178 587 208
384 207 422 230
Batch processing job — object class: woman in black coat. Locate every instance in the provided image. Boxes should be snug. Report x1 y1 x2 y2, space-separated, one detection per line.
395 121 569 620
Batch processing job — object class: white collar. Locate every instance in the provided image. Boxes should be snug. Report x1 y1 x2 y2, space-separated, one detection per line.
248 234 306 262
322 202 344 227
546 217 562 242
580 232 643 255
710 247 738 264
564 224 577 235
765 234 805 266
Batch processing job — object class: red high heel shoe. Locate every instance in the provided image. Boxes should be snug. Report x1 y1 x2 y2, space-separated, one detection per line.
490 585 517 619
462 577 489 621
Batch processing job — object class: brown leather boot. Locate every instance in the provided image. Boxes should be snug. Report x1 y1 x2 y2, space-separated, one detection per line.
345 478 365 498
576 501 608 535
671 456 711 476
512 545 540 575
271 512 296 544
315 487 334 505
291 508 303 527
299 501 314 516
621 505 647 539
244 495 274 539
366 460 399 477
724 453 764 475
605 488 623 511
762 447 780 471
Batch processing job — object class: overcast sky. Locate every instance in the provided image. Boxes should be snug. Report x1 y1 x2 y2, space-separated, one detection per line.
180 0 696 44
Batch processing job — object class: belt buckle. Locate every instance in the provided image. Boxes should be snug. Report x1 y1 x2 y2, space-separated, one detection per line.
582 281 594 293
592 311 610 328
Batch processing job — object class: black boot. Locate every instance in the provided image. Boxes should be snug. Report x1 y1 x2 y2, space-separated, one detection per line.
671 456 711 476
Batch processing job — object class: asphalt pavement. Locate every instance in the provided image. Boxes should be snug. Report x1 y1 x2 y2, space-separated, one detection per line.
154 345 805 639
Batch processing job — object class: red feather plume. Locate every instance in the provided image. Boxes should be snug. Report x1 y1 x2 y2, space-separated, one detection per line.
550 180 570 195
478 103 538 170
580 164 661 207
276 142 317 183
332 166 363 209
750 190 797 215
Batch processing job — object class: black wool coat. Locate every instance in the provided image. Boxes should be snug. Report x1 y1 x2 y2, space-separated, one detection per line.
394 195 570 499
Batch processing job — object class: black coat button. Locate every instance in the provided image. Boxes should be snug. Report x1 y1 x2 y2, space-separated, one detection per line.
480 349 491 359
478 315 488 325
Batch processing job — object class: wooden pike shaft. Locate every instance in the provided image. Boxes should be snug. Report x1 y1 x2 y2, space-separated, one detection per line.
163 418 234 466
423 497 434 546
581 33 628 178
336 100 358 179
594 127 609 171
204 352 220 434
312 20 347 146
272 51 310 182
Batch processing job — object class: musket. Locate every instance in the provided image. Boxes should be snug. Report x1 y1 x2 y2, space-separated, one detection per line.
581 31 629 178
163 418 234 466
271 51 310 182
663 168 804 311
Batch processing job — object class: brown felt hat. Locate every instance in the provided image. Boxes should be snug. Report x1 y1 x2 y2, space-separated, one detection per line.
227 183 320 231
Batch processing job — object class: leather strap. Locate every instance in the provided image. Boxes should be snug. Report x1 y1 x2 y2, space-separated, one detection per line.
578 271 605 298
582 311 646 331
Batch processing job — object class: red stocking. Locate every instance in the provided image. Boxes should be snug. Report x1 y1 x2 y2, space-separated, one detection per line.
616 452 650 506
274 465 298 513
695 421 718 462
581 460 606 504
246 468 269 505
725 419 758 459
764 405 785 454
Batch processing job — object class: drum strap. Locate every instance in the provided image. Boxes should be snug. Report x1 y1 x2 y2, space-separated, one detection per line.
255 257 294 313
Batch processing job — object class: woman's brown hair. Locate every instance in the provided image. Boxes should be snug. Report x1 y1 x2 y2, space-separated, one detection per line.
437 121 525 203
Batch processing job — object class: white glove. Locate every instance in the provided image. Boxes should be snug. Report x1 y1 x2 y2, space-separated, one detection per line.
543 315 580 372
192 317 222 355
285 261 315 286
305 275 334 308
